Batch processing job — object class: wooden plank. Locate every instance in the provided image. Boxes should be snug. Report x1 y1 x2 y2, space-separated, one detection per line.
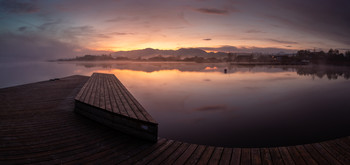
230 148 241 165
76 74 158 142
104 142 153 164
125 90 156 123
107 75 128 116
62 136 132 164
105 74 118 113
311 143 342 165
147 141 182 165
172 144 198 165
103 74 112 112
99 74 106 109
161 142 190 164
118 138 167 165
320 141 350 164
303 144 330 165
75 75 92 101
240 148 250 165
184 145 206 165
117 79 156 123
219 148 232 165
106 75 122 114
113 76 146 121
271 147 286 164
251 148 262 165
117 80 149 122
133 140 174 165
85 73 96 104
110 76 136 119
89 140 145 164
196 146 215 165
329 139 350 155
295 145 318 165
80 75 93 100
89 73 98 105
84 73 97 104
208 147 223 165
92 73 100 107
286 146 306 165
278 147 295 165
111 75 136 118
341 137 350 146
334 139 350 154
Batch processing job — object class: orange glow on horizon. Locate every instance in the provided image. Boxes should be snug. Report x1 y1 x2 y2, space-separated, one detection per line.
89 68 298 83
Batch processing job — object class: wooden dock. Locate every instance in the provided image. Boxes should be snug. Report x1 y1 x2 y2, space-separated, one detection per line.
0 75 349 164
75 73 158 142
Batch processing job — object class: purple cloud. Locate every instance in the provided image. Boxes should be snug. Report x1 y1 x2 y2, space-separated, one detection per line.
195 8 229 15
0 0 39 13
267 39 298 45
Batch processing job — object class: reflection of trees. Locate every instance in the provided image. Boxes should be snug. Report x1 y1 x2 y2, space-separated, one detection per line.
75 63 113 69
67 62 350 80
296 66 350 80
74 62 229 72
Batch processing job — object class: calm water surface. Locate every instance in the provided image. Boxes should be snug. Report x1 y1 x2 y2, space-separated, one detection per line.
1 61 350 147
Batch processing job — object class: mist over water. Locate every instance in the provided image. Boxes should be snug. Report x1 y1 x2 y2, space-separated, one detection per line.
1 61 350 147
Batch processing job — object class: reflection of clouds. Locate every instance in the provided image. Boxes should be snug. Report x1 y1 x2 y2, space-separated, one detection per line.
194 105 227 111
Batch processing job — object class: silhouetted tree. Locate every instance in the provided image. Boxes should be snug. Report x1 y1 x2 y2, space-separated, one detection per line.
345 51 350 61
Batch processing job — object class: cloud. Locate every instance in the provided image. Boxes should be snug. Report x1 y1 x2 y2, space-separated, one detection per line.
0 32 80 62
62 25 95 38
203 38 212 41
18 26 27 32
245 29 264 33
111 32 135 36
241 37 298 45
38 20 62 31
267 39 298 45
195 8 229 15
197 45 238 52
105 16 140 23
261 0 350 46
0 0 39 13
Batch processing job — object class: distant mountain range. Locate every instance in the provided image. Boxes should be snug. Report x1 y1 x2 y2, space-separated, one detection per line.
111 47 296 59
112 48 229 59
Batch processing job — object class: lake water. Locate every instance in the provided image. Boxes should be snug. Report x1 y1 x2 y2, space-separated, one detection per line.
1 61 350 147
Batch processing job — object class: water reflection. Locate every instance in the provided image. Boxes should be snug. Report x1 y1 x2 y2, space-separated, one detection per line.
72 61 350 80
1 61 349 147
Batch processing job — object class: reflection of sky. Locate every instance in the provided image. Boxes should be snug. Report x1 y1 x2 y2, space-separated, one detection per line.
102 67 350 147
1 62 349 147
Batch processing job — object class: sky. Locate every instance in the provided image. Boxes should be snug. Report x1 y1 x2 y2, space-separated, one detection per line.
1 0 350 61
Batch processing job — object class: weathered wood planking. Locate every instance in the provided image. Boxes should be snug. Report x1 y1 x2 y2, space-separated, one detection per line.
75 73 158 142
1 75 349 164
